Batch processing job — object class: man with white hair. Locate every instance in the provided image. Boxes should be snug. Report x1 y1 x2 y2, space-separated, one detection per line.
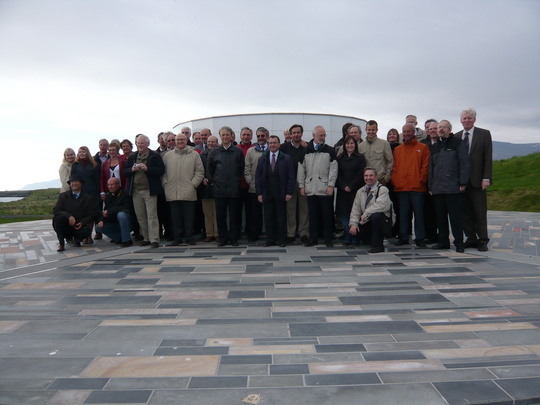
125 134 165 248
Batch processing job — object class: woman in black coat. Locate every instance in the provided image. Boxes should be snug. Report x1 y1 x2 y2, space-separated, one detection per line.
336 136 366 245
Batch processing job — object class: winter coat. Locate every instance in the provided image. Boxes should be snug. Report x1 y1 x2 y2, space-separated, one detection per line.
162 146 204 201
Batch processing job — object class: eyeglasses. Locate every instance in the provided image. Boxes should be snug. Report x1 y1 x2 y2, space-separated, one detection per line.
167 139 175 142
181 132 190 135
256 135 266 138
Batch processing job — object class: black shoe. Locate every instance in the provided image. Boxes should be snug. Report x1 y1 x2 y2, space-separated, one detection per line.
415 240 427 248
139 241 151 246
57 244 65 252
300 235 309 243
230 240 239 247
134 234 144 241
121 240 133 247
394 239 408 246
367 246 385 254
168 241 181 246
325 241 334 248
151 242 159 248
278 242 287 248
186 239 196 245
286 237 296 243
218 240 228 247
94 232 103 240
477 242 488 252
73 241 81 248
464 239 478 248
431 243 450 250
456 246 465 253
264 241 276 247
304 240 318 247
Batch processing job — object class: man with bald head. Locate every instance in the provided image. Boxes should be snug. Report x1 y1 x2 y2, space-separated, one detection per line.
195 128 212 152
391 123 430 247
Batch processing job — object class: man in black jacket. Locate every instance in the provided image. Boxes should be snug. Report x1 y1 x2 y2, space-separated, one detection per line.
95 177 132 247
52 176 95 252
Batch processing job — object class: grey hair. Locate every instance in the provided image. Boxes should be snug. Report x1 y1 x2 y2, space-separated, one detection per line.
460 108 477 119
256 127 269 137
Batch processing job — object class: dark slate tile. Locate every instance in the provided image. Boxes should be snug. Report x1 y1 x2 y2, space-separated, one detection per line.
115 278 160 285
445 359 540 369
339 294 450 305
192 251 242 256
270 364 309 375
228 290 265 298
232 256 277 261
188 376 248 388
197 316 326 324
272 309 412 318
160 339 206 347
489 365 540 379
311 255 354 262
159 302 272 308
48 378 108 390
425 276 488 284
247 249 286 253
290 321 424 337
355 286 424 292
496 377 540 403
315 344 366 353
254 337 319 345
363 351 426 361
158 266 195 272
220 355 272 365
154 346 228 355
84 389 152 403
105 377 189 389
56 296 160 305
388 267 472 275
305 373 380 386
433 380 513 405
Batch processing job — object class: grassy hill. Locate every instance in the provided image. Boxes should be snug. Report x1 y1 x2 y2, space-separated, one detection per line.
488 152 540 212
0 188 59 224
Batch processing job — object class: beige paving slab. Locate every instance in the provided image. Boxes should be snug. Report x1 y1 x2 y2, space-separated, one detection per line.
422 322 538 333
229 345 315 355
48 390 92 404
162 290 228 300
1 282 85 290
99 319 195 326
206 338 252 346
326 315 393 322
0 320 27 333
80 355 219 377
271 305 362 312
78 308 180 315
423 346 534 359
464 310 521 318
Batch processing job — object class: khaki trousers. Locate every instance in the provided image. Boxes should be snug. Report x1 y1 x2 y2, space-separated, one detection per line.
133 188 159 243
286 183 309 238
202 198 218 237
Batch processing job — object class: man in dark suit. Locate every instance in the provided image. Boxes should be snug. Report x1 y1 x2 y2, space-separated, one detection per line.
255 135 295 247
454 108 493 252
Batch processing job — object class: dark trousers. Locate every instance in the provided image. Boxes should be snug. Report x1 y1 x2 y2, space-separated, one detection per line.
157 193 172 238
194 197 205 236
248 192 263 240
307 195 334 243
239 187 251 236
424 192 438 242
169 200 195 241
53 216 91 245
358 212 385 247
433 193 465 247
397 191 425 242
263 197 287 244
215 197 241 242
463 186 489 243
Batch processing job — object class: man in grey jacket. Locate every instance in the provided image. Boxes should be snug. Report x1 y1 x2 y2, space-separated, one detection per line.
298 126 338 247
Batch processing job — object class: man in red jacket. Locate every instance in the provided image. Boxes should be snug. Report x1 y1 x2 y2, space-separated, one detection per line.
391 123 430 247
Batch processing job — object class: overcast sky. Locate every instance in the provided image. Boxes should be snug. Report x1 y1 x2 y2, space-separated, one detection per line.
1 0 539 190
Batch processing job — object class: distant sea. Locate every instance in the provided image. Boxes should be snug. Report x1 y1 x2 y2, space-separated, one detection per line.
0 197 24 203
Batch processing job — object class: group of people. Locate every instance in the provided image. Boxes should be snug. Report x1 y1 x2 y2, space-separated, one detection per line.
53 108 492 255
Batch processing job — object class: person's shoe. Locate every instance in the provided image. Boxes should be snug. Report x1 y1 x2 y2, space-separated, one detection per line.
456 246 465 253
151 242 159 248
139 241 151 246
425 238 438 244
134 234 144 241
218 240 228 247
121 240 133 247
215 236 220 242
204 237 214 243
186 239 196 246
94 233 103 240
168 240 181 246
464 239 478 248
57 244 65 252
230 240 239 247
325 241 334 248
83 236 94 245
394 239 408 246
431 243 450 250
477 242 489 252
286 236 296 244
342 241 353 246
73 241 81 247
304 240 318 247
415 240 427 248
367 246 385 254
278 242 287 248
264 240 276 247
300 235 309 243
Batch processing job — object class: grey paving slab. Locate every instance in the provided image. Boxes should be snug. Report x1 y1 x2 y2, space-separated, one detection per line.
433 380 513 405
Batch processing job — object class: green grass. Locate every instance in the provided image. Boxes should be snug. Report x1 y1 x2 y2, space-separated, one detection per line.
487 153 540 212
0 188 59 220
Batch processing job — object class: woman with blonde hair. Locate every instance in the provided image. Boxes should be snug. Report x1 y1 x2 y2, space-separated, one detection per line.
59 148 76 192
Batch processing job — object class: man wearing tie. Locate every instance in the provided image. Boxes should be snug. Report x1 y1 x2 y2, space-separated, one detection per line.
255 136 295 247
454 108 493 251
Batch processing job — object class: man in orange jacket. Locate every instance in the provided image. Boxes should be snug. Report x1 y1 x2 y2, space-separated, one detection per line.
391 123 430 247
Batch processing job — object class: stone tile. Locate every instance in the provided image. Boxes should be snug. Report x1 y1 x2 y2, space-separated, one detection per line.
47 378 109 390
48 389 92 404
315 344 366 353
220 355 272 365
229 345 315 355
188 376 248 388
289 320 424 336
496 377 540 402
310 359 445 374
80 356 219 377
270 364 310 375
380 368 495 383
305 373 381 386
218 364 268 376
0 390 55 404
105 377 190 389
363 351 426 361
423 346 534 359
0 320 26 333
433 380 513 405
84 389 152 403
422 322 537 333
0 358 93 379
248 375 304 387
489 364 540 378
339 294 451 305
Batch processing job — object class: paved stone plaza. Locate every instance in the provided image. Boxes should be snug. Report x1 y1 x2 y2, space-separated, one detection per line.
1 211 539 404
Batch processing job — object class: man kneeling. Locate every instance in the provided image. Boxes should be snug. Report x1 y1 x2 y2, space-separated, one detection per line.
95 177 132 247
349 167 394 253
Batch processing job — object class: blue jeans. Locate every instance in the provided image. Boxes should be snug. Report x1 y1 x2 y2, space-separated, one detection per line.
341 215 357 244
95 211 132 243
397 191 425 242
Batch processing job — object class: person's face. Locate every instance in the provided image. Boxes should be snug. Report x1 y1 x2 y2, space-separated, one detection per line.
428 123 439 140
241 130 253 145
158 135 167 148
181 129 191 138
461 113 476 131
366 124 378 141
291 127 303 143
99 141 109 153
167 135 176 149
402 125 415 142
200 129 211 143
176 135 187 150
70 180 82 193
313 127 326 144
364 170 377 187
345 138 356 154
284 130 292 142
207 136 218 150
108 146 118 157
256 131 267 145
136 138 149 152
220 129 233 146
387 131 398 143
193 134 202 145
65 151 75 163
77 148 87 159
437 122 451 138
121 142 132 155
268 137 280 153
107 179 120 193
348 127 361 142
